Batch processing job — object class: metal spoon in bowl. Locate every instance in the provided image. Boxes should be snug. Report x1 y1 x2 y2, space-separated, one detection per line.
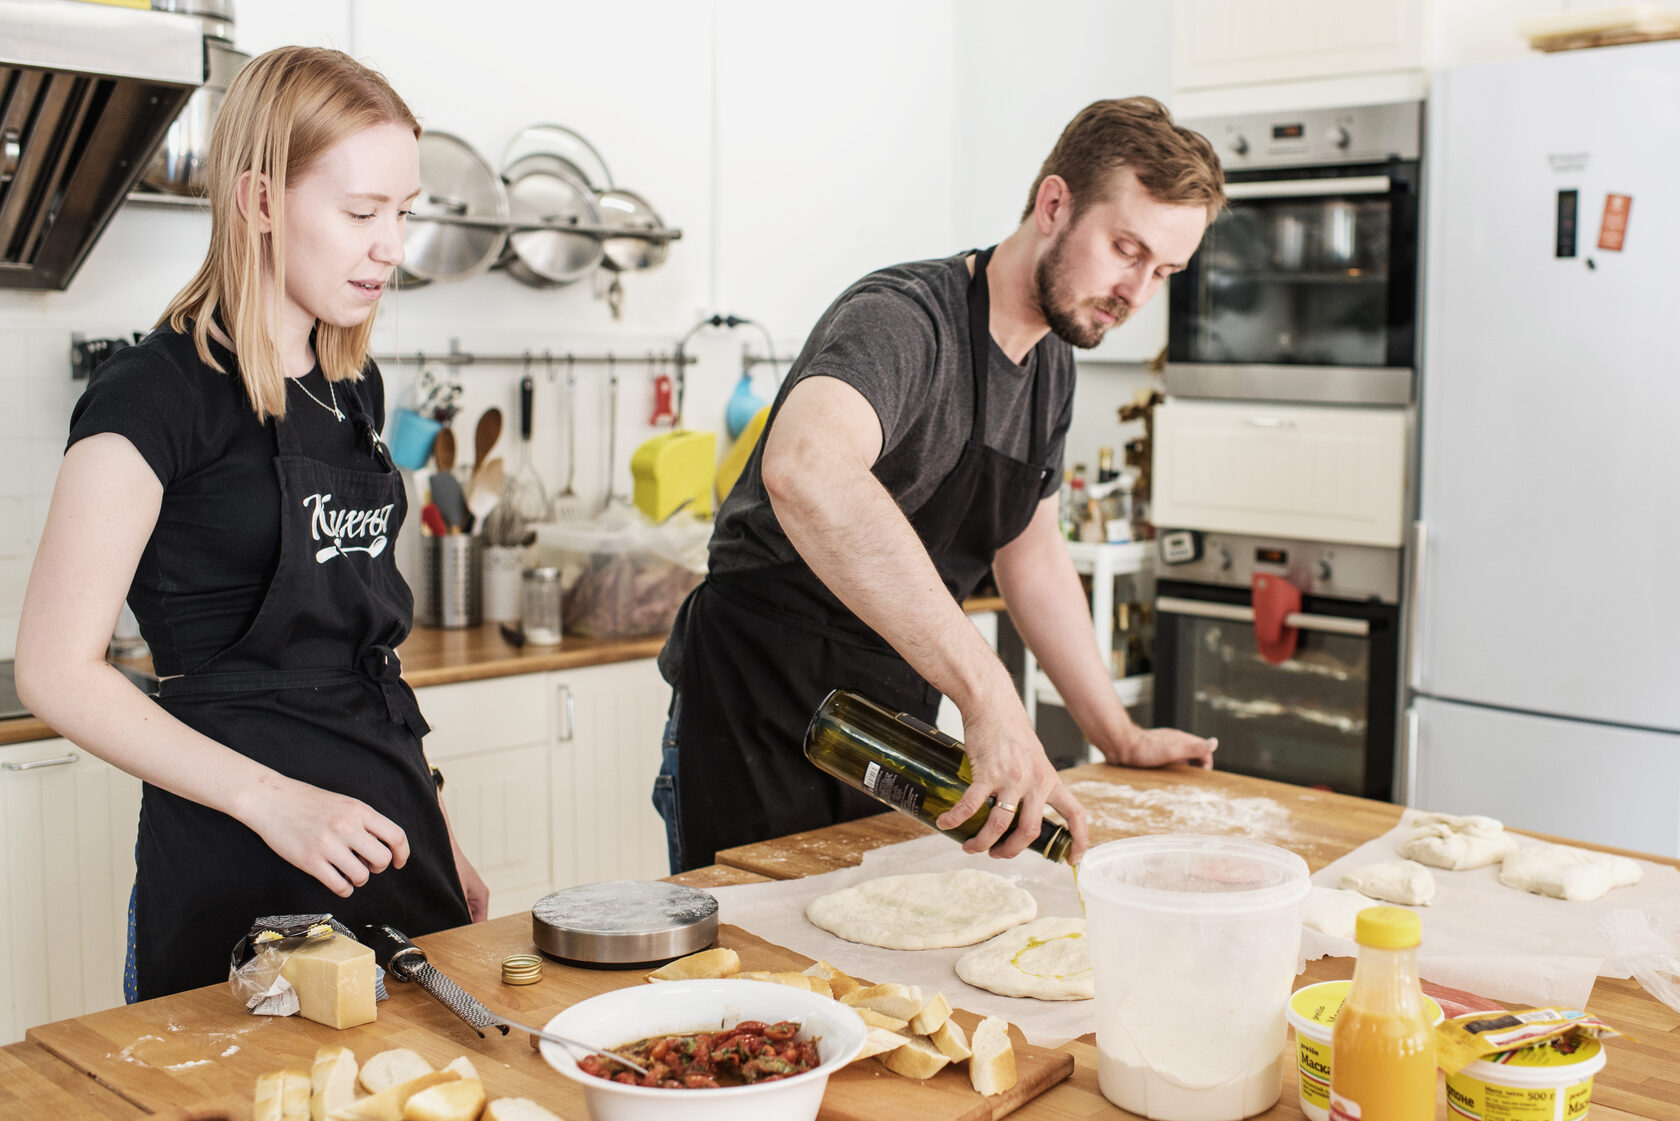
497 1016 650 1077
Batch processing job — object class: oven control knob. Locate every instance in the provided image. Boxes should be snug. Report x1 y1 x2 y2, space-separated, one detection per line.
1326 125 1351 149
1315 559 1333 582
1229 134 1250 157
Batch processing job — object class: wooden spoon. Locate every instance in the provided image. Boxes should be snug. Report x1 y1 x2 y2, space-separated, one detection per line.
473 408 503 472
467 457 504 524
433 427 456 472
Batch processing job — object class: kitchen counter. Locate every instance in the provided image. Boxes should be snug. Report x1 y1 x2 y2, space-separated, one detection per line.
0 596 1011 745
13 764 1680 1121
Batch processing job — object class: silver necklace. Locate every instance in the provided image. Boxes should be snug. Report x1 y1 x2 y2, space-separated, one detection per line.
290 374 344 422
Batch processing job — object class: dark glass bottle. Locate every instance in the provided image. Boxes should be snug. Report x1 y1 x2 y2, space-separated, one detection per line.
803 688 1072 862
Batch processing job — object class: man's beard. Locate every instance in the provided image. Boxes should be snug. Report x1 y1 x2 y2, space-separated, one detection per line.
1034 229 1129 349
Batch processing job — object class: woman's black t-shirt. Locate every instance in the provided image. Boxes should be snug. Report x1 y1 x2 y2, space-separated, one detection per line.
67 325 389 676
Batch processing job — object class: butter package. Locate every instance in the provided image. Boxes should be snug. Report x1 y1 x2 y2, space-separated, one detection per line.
1433 1007 1628 1074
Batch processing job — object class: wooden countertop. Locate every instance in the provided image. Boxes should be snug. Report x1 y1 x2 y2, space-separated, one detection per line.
0 597 1007 746
13 765 1680 1121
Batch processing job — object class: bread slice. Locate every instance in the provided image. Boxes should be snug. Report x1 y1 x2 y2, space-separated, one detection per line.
310 1048 358 1121
852 1027 911 1063
930 1018 971 1062
646 947 741 982
482 1100 562 1121
803 959 862 998
330 1070 458 1121
909 992 952 1035
440 1056 478 1083
402 1078 485 1121
255 1069 311 1121
854 1007 909 1031
358 1049 432 1095
880 1035 951 1080
969 1017 1017 1097
840 982 924 1020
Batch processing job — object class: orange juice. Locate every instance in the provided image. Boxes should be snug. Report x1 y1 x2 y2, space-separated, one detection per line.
1329 907 1435 1121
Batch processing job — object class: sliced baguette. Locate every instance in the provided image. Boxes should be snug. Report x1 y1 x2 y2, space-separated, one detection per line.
402 1078 485 1121
909 992 952 1035
647 947 741 982
969 1016 1017 1097
482 1100 562 1121
331 1070 458 1121
256 1069 311 1121
929 1018 972 1062
840 982 925 1020
853 1027 912 1063
880 1035 951 1080
803 960 862 998
358 1049 433 1095
441 1056 478 1082
854 1007 910 1032
310 1048 358 1121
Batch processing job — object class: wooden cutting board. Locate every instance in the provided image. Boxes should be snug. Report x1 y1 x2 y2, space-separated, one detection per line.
28 915 1071 1121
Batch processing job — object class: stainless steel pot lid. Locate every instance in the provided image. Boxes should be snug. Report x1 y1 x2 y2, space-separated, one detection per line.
403 131 508 284
531 881 718 966
502 123 614 190
596 187 668 272
503 153 603 286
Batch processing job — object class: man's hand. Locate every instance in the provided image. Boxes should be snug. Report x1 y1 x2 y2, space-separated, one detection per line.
1103 726 1218 770
935 698 1091 862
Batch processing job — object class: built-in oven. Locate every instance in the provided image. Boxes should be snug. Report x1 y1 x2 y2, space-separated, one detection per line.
1153 533 1400 800
1168 101 1422 406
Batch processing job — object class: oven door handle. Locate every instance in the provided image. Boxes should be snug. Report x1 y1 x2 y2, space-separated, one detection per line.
1155 596 1372 637
1223 175 1393 200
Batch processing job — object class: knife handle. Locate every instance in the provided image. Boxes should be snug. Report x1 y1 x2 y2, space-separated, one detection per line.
359 923 427 980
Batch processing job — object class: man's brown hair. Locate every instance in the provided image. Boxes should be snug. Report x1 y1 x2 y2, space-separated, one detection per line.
1022 96 1224 224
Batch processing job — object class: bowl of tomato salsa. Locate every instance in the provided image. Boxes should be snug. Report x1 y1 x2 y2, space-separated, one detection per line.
539 978 868 1121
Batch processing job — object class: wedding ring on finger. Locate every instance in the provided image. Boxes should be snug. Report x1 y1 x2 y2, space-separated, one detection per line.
995 800 1019 814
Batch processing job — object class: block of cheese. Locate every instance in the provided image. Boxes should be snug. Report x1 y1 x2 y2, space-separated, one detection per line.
280 936 377 1029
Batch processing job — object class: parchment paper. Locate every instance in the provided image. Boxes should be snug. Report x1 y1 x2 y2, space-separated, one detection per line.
707 833 1094 1046
1302 810 1680 1011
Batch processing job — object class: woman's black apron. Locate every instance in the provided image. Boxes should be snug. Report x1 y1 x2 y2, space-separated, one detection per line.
671 247 1054 869
133 380 468 999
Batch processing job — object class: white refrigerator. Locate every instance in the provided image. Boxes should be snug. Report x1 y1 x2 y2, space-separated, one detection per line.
1410 41 1680 858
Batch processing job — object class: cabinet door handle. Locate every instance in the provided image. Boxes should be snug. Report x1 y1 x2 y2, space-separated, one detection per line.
3 752 79 772
557 684 574 742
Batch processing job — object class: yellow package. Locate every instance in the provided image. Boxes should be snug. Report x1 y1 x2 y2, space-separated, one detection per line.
1434 1007 1629 1074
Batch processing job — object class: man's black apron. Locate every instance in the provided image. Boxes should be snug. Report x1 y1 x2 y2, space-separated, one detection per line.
133 380 468 999
672 247 1054 869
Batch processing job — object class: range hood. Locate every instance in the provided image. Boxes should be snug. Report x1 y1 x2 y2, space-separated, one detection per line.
0 0 202 290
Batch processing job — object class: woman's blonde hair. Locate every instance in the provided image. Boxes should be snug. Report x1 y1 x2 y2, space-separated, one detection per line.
159 46 419 421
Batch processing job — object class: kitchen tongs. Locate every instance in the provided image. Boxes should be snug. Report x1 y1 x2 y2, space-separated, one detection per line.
359 924 648 1076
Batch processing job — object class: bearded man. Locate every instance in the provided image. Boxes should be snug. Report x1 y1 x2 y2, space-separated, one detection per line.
654 97 1225 873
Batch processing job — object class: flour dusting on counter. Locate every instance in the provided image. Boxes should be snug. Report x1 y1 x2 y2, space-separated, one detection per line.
1067 780 1293 842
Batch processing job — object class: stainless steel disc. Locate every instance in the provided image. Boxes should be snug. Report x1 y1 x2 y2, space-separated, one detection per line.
531 881 718 966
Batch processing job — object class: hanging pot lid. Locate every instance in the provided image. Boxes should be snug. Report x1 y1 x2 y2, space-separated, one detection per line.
502 153 604 287
502 123 614 191
596 187 668 272
402 131 508 284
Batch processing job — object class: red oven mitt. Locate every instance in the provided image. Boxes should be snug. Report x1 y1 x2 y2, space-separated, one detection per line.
1252 572 1302 665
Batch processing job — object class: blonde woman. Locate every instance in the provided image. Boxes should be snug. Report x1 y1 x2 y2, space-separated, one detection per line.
16 46 485 1001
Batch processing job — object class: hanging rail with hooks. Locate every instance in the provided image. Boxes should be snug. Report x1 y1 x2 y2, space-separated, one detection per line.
372 346 695 370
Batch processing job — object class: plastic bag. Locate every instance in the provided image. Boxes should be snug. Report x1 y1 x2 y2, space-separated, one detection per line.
1598 908 1680 1015
538 506 709 638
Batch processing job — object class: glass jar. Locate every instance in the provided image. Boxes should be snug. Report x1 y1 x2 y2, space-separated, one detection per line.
521 566 563 646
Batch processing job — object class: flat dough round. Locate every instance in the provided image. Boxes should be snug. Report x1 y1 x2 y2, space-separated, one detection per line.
806 869 1037 950
956 916 1092 1000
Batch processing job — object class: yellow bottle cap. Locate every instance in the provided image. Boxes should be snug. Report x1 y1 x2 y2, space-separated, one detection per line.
1355 906 1421 948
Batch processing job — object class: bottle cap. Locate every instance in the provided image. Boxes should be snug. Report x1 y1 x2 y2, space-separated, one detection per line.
501 953 544 985
1355 905 1421 949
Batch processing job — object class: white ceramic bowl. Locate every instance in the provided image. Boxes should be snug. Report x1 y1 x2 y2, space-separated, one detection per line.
539 978 867 1121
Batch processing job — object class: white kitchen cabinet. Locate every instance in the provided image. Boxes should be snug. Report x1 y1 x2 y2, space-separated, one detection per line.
1021 541 1155 761
0 739 140 1046
415 658 671 920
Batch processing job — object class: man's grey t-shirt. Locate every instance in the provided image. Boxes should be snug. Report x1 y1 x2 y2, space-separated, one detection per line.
660 252 1076 684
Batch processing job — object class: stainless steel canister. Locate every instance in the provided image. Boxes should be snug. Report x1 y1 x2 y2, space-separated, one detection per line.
418 535 482 628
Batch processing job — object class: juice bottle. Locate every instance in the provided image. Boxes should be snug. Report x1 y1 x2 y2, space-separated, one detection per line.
1329 906 1436 1121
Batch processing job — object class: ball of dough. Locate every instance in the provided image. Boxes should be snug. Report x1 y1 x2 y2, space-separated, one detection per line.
1339 859 1436 906
1499 843 1642 902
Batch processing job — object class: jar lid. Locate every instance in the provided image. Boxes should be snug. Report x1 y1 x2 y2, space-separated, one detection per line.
523 566 561 580
1285 980 1444 1043
1455 1035 1605 1087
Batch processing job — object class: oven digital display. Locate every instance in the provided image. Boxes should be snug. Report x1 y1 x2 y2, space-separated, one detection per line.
1271 123 1305 140
1255 547 1289 564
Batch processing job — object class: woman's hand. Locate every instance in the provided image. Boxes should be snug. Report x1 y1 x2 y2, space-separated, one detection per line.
451 838 490 922
241 776 411 897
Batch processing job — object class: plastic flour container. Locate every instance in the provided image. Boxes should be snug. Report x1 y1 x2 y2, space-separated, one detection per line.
1081 835 1311 1121
1285 980 1445 1121
1445 1034 1605 1121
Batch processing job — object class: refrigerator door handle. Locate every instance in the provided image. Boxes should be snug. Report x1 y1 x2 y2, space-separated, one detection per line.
1406 520 1429 691
1399 705 1421 808
1155 596 1371 636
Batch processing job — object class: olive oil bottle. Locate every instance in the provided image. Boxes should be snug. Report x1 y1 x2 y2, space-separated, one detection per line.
804 688 1072 862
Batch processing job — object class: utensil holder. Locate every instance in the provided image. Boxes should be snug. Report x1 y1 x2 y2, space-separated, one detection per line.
389 407 442 471
482 544 531 621
418 535 482 628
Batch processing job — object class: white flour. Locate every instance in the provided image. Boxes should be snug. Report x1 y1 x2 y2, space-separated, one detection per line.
1066 780 1294 843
